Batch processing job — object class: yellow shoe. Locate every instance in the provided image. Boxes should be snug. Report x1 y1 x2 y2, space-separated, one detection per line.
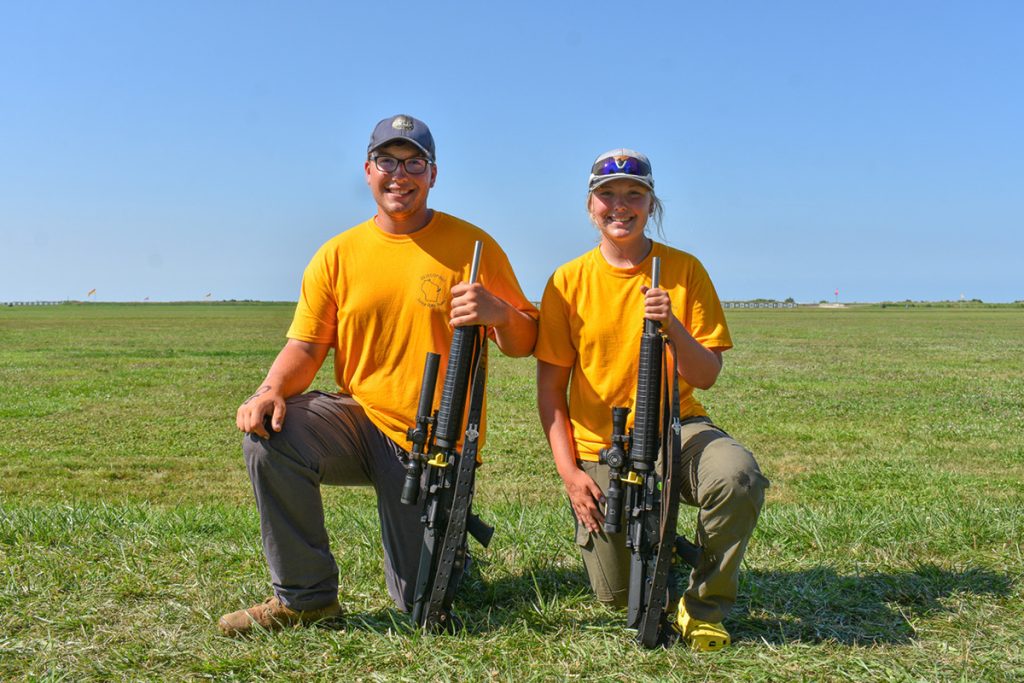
675 600 730 652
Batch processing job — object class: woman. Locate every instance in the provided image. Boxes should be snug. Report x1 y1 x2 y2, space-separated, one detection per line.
535 149 768 651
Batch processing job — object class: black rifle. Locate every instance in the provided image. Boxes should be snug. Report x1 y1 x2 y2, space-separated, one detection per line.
402 240 494 632
599 256 703 648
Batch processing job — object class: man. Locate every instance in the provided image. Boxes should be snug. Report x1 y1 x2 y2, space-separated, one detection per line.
219 114 538 636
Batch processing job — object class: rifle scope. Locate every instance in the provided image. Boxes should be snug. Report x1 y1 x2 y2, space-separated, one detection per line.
601 406 631 533
402 352 441 505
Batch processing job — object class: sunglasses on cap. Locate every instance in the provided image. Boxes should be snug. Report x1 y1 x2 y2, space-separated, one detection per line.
590 155 652 179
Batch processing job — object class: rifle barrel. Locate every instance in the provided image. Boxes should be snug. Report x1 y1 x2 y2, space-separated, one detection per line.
469 240 482 284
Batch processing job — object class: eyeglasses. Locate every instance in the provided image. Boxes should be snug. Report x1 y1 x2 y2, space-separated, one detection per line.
370 154 432 175
590 155 652 179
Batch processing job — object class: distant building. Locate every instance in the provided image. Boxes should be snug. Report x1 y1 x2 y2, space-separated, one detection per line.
722 301 797 309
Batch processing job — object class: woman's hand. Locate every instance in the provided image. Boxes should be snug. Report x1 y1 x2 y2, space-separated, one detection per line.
639 285 725 389
562 468 606 533
640 284 679 328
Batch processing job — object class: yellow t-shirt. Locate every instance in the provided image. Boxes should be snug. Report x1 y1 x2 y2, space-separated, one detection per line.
287 211 537 451
535 242 732 462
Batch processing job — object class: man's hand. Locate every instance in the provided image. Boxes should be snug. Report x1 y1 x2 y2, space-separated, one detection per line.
563 468 606 534
234 339 331 438
236 384 287 439
449 282 511 329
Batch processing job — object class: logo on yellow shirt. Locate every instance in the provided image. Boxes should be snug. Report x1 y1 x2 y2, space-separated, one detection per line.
419 273 447 308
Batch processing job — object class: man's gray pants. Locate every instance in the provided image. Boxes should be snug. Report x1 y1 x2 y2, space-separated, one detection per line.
243 391 426 612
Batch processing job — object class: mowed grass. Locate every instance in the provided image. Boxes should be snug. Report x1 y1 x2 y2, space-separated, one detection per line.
1 302 1022 681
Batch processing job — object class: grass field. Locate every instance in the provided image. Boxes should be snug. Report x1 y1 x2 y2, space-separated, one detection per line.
1 302 1022 681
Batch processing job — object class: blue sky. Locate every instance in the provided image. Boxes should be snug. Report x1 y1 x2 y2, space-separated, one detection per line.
2 1 1022 303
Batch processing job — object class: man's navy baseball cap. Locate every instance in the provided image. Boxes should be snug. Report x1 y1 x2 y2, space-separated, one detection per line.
367 114 436 161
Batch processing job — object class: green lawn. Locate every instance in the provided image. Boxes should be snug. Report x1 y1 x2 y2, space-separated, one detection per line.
1 303 1022 681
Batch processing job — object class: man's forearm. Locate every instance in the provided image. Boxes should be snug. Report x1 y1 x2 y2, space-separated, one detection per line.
492 305 538 357
259 339 331 398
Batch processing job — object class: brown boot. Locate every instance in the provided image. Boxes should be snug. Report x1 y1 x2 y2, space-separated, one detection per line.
218 596 343 637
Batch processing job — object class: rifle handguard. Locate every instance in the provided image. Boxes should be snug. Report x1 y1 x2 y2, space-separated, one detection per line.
631 256 663 474
434 325 476 450
630 328 662 473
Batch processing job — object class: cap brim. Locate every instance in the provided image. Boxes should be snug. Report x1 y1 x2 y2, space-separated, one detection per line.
369 136 434 161
589 173 654 191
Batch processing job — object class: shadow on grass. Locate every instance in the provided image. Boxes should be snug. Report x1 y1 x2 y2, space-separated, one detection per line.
465 562 623 632
308 562 1013 644
338 561 617 636
734 563 1015 645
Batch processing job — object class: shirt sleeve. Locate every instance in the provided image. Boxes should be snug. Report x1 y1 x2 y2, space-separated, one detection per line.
286 244 339 344
683 258 733 351
534 271 577 367
478 236 539 320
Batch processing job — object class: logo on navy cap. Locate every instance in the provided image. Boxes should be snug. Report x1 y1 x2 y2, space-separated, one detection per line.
392 116 414 131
